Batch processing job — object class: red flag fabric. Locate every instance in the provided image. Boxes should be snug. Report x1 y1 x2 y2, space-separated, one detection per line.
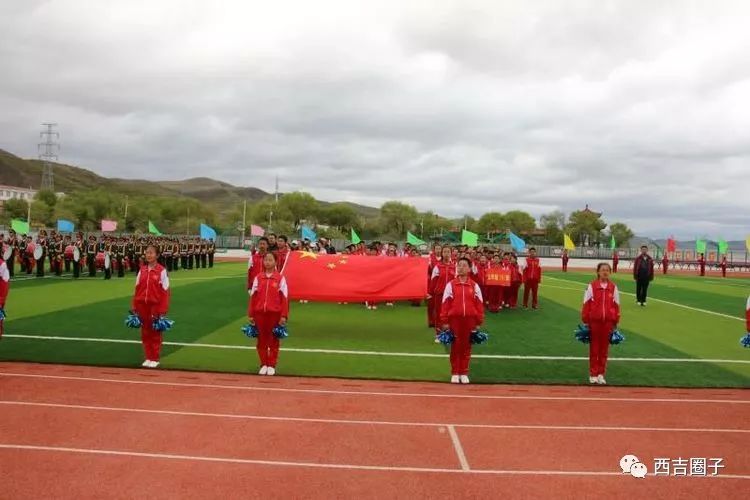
666 237 676 252
282 251 427 302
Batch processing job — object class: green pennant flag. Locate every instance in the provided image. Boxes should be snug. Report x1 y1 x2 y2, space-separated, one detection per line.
148 220 163 236
350 228 361 244
610 235 616 249
718 238 728 255
11 219 30 234
695 239 706 254
461 229 478 247
406 231 426 246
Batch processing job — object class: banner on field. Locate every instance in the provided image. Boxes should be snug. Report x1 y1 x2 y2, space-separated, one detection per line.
485 269 511 287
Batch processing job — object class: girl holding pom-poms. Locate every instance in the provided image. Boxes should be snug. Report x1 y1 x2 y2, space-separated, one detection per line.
429 246 456 339
132 245 171 368
440 257 485 384
248 252 289 376
581 263 620 385
0 253 10 339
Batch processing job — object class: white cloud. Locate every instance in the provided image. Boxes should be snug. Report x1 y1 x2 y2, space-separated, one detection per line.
1 0 749 238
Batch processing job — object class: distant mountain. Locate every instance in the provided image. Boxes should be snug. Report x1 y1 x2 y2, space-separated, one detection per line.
0 148 379 218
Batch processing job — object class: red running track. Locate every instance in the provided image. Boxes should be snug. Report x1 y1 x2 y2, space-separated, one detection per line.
0 362 748 499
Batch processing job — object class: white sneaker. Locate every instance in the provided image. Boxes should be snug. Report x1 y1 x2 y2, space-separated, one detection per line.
142 360 152 367
372 305 378 310
386 302 394 307
450 375 460 384
597 375 607 385
148 361 160 368
589 376 597 384
460 375 470 384
259 365 268 375
434 336 441 344
267 367 276 376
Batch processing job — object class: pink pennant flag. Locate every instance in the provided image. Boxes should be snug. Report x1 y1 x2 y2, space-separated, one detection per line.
101 219 118 232
250 224 265 237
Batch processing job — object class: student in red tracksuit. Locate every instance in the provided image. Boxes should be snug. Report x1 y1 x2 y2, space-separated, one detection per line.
426 245 442 327
720 255 728 278
409 248 423 306
0 256 9 339
746 295 750 332
485 254 503 313
273 235 290 272
429 247 455 336
248 252 289 376
131 245 171 368
471 254 488 307
247 237 270 290
522 247 542 309
561 249 569 272
581 263 621 385
698 253 706 276
500 253 514 308
661 253 669 275
612 251 619 273
508 254 522 308
440 257 484 384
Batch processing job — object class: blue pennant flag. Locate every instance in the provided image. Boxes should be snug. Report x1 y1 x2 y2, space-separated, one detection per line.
301 225 317 242
508 231 526 252
57 219 75 232
200 223 217 240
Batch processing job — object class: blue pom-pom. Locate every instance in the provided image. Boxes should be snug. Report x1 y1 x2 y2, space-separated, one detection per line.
470 329 489 345
740 333 750 348
0 307 6 321
610 329 625 345
437 329 455 345
574 324 591 344
241 323 259 338
273 324 289 339
152 316 174 332
125 311 141 329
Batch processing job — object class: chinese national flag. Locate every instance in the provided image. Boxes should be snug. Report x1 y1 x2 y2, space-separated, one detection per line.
282 252 428 302
666 237 676 253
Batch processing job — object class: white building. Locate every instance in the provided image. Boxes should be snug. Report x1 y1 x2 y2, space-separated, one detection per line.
0 185 36 205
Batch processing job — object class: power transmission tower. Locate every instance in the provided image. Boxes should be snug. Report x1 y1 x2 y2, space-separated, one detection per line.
38 123 60 192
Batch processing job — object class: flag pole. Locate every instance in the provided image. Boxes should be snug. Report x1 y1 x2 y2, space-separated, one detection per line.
241 200 247 247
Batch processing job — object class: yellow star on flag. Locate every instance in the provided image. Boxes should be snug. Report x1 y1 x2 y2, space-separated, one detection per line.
327 263 337 269
338 259 348 265
300 251 319 259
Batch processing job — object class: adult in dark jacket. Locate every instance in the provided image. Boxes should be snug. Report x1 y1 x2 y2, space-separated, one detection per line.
632 245 654 306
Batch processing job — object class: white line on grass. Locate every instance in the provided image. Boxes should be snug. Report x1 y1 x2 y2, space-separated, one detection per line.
1 444 748 479
545 276 745 322
4 334 750 364
3 400 748 433
1 372 748 404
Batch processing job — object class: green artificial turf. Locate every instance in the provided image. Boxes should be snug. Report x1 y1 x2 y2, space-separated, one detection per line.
1 263 748 387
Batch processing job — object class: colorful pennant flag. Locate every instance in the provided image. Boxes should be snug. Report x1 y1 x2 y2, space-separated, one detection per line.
717 238 728 255
508 231 526 252
461 229 478 247
200 223 216 240
406 231 426 246
695 239 707 254
101 219 118 232
351 228 362 245
11 219 29 235
148 220 162 236
563 234 576 250
57 219 75 232
250 224 265 237
610 235 616 249
666 237 676 253
301 225 317 241
746 236 750 252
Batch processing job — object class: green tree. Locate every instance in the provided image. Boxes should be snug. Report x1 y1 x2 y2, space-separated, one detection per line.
476 212 506 235
321 203 358 232
539 210 565 245
250 199 292 228
503 210 536 234
419 212 452 239
36 190 58 208
278 192 318 229
380 201 418 236
608 222 634 247
565 209 607 246
2 198 29 221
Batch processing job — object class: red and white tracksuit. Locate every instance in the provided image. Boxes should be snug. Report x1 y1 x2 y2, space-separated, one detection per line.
131 263 171 362
273 247 290 272
698 256 706 276
581 280 621 377
440 277 485 376
247 251 267 289
522 257 542 308
561 253 569 272
612 253 619 273
0 258 9 338
509 263 522 308
485 262 503 313
429 260 456 331
426 254 440 326
720 258 727 278
661 256 669 275
471 261 488 306
249 271 289 368
745 295 750 332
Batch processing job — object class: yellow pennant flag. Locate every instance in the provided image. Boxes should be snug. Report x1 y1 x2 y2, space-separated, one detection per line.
746 235 750 252
563 234 576 250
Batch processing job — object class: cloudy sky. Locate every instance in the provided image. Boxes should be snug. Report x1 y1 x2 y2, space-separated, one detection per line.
1 0 749 238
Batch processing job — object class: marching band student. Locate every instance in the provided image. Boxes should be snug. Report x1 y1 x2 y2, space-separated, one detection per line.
63 234 73 274
429 246 456 335
582 263 620 385
248 252 289 376
86 235 98 277
208 238 216 268
5 230 17 278
720 255 728 278
561 249 569 272
247 237 270 290
440 257 484 384
179 239 189 270
486 254 503 313
522 247 542 309
36 230 48 278
73 233 84 279
21 236 33 275
508 254 523 308
132 244 171 368
274 235 290 271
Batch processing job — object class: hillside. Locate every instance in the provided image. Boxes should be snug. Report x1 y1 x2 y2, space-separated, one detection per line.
0 148 379 218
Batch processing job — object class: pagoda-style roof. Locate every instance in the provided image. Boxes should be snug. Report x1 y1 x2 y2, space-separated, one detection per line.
581 204 602 217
